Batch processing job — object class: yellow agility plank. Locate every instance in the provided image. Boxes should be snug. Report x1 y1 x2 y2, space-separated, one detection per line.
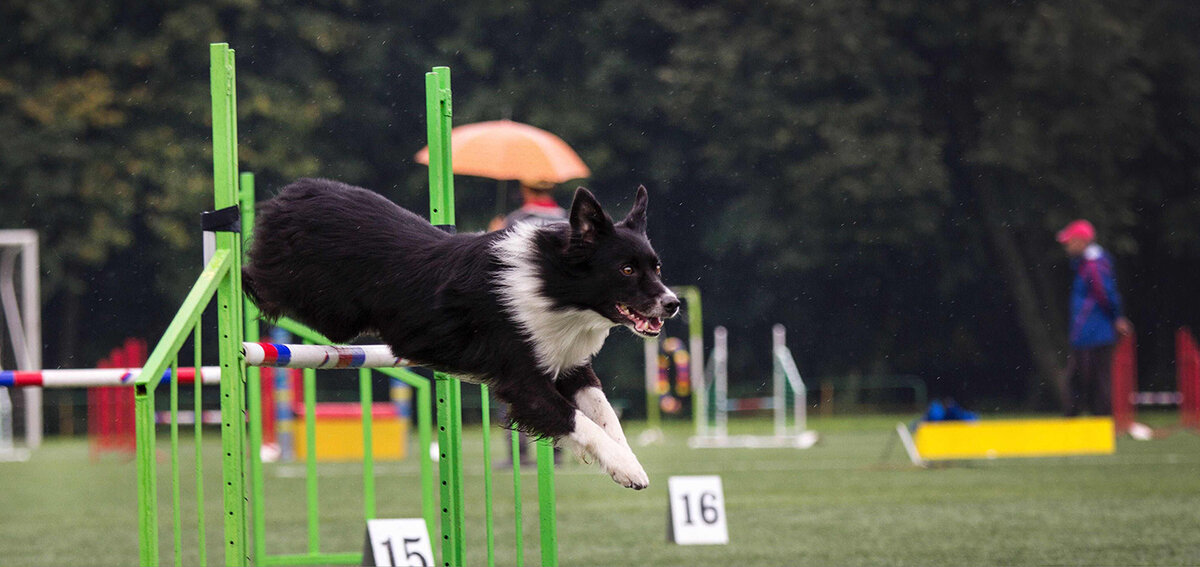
914 417 1114 460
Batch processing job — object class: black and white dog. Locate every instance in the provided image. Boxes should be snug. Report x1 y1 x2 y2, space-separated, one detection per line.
244 178 678 489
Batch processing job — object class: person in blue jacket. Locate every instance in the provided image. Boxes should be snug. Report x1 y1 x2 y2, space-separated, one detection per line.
1057 219 1133 416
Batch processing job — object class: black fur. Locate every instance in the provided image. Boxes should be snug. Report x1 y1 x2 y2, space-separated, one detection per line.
244 178 677 441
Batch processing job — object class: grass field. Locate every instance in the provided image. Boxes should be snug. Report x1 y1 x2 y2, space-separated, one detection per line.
2 413 1199 566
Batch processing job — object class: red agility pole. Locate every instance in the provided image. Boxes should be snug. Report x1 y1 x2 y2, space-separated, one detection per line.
1178 327 1200 430
1112 333 1137 434
88 339 144 458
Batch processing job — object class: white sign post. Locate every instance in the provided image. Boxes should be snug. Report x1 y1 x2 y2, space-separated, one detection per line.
668 475 729 545
362 519 434 566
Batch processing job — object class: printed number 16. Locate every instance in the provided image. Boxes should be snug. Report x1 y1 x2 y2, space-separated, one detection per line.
681 491 720 525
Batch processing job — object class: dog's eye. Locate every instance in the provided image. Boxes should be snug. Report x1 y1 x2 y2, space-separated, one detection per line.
620 265 635 276
655 263 662 275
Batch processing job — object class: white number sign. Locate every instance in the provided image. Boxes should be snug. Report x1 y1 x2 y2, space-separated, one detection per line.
668 475 729 545
362 519 434 566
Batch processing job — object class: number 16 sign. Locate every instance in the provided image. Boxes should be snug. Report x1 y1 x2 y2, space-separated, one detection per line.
668 475 729 545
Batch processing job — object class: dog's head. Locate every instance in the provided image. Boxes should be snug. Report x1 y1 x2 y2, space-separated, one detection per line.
560 186 680 337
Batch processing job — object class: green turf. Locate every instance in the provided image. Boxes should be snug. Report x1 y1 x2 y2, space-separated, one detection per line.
1 413 1198 566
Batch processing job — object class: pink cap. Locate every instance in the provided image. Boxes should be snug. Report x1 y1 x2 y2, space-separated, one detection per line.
1056 219 1095 243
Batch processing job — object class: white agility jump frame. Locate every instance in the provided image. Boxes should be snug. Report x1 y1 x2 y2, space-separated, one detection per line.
0 230 41 460
689 324 818 449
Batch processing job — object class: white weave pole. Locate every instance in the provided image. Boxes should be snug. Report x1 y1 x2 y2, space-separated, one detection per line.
774 337 808 436
773 325 787 436
240 342 412 369
713 326 729 438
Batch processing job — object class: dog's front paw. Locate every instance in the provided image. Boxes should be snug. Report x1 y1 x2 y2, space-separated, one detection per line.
570 445 593 465
606 452 649 490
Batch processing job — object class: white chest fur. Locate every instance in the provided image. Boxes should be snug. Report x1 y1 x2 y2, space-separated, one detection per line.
493 224 614 377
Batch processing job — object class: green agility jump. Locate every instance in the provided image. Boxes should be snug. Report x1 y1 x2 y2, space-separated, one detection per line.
131 43 557 567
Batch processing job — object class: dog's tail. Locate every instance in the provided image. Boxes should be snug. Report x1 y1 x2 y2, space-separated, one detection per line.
241 266 280 321
242 267 261 304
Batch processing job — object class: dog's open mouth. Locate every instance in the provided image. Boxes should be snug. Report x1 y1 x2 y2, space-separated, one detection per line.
616 304 664 336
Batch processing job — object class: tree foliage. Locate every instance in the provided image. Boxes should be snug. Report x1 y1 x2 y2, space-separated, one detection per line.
2 0 1197 403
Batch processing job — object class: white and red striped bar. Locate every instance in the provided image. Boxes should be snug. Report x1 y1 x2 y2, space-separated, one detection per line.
155 409 224 425
1133 391 1184 406
0 366 221 388
240 342 412 369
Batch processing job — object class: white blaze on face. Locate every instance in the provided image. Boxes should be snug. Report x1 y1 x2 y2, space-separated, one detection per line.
493 223 614 377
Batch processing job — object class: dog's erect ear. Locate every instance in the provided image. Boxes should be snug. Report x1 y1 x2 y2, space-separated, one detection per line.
619 185 649 234
569 187 613 245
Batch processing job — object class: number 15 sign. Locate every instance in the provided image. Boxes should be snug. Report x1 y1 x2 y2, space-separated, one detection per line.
668 475 729 545
362 519 434 566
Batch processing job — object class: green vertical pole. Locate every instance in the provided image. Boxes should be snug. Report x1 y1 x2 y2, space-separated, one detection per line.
240 171 268 565
480 385 495 567
511 432 524 567
194 323 208 567
435 375 465 566
426 66 455 230
426 65 465 567
646 336 661 432
416 382 436 534
361 368 377 520
434 388 453 559
674 287 705 437
171 359 183 567
135 382 159 566
211 42 249 567
303 364 320 554
536 440 558 567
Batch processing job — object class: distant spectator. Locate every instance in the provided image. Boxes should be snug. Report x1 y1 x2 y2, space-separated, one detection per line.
488 180 567 232
1057 219 1133 416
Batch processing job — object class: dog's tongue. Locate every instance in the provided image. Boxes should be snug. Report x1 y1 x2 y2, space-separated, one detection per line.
637 317 664 334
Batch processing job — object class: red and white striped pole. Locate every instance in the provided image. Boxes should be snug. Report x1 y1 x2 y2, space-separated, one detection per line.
2 366 221 389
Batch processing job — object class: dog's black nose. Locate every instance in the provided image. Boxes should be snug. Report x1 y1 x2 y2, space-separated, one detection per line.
662 297 681 317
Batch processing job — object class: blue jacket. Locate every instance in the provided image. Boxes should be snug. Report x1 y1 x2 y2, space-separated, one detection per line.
1068 244 1123 348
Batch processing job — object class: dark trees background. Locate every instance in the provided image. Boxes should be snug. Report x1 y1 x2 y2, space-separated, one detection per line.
3 0 1198 408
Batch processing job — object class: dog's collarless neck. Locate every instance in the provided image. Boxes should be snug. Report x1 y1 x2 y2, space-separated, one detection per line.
492 224 614 376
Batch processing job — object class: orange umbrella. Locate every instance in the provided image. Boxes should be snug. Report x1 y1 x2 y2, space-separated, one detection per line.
414 120 590 183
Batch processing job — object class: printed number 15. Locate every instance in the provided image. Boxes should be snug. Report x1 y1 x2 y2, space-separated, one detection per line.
381 536 428 567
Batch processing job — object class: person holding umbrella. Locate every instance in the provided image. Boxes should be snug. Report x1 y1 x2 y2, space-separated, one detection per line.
487 179 567 231
416 119 590 466
486 178 568 465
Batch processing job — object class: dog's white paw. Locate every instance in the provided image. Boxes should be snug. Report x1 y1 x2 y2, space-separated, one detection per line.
566 409 649 489
570 444 593 465
603 449 649 490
